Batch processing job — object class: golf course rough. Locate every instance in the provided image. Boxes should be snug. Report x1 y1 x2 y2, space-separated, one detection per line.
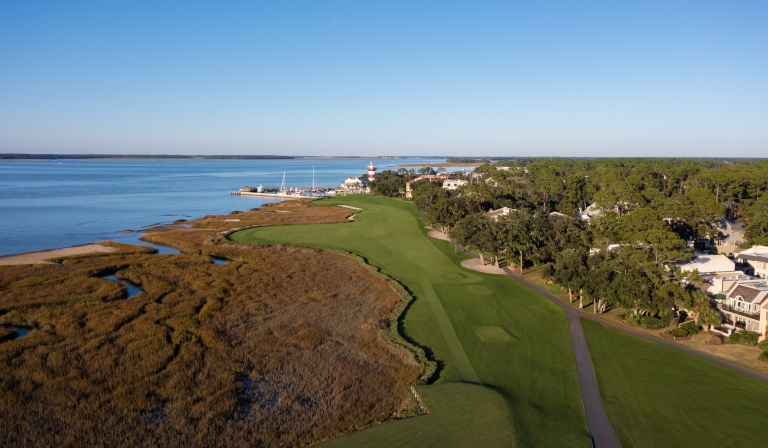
229 196 589 447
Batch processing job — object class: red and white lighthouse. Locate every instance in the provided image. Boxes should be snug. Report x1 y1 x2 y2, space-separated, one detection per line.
367 161 376 181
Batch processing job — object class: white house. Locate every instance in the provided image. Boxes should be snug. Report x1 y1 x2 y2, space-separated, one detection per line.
405 174 445 199
679 254 747 297
679 254 736 275
443 179 468 190
717 279 768 336
340 177 366 189
577 202 605 220
736 246 768 279
483 207 515 220
704 271 755 296
716 219 746 247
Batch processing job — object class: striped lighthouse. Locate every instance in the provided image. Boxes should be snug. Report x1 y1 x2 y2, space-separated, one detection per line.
367 161 376 182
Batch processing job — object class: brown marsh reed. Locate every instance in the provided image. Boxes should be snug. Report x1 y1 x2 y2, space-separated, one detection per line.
0 200 429 447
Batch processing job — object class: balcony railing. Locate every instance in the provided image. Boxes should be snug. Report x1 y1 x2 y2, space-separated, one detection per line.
719 304 760 320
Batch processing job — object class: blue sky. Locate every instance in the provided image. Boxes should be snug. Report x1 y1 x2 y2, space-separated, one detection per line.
0 1 766 156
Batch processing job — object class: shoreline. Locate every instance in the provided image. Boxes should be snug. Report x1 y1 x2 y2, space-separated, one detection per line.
0 196 299 260
233 192 311 199
0 244 117 266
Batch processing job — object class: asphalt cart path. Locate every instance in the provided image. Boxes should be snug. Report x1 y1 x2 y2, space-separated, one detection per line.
501 266 622 448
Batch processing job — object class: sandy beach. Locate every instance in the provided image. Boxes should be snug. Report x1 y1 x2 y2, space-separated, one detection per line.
0 244 116 266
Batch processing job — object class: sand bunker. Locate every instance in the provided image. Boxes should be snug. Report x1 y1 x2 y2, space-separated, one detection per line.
426 228 451 242
460 258 506 275
0 244 116 266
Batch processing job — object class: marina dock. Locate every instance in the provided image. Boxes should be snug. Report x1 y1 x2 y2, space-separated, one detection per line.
231 190 332 198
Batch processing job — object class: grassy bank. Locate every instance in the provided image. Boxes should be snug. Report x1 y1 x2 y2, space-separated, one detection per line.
229 195 590 447
582 319 768 447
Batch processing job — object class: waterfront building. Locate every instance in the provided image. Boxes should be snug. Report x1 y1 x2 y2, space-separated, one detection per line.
341 176 366 189
443 179 468 190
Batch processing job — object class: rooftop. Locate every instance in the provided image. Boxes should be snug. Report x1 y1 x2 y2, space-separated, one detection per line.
738 254 768 263
679 254 735 274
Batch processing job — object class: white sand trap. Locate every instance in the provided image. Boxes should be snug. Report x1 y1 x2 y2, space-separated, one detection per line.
223 219 242 222
461 258 505 275
426 228 451 242
0 244 116 266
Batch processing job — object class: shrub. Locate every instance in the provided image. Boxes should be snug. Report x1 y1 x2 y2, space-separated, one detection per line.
641 316 662 329
617 313 626 320
758 339 768 350
742 331 760 346
658 308 674 327
760 350 768 363
728 332 742 344
671 328 688 338
680 321 700 336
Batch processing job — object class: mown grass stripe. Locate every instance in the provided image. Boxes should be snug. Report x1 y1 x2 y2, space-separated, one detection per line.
420 281 479 384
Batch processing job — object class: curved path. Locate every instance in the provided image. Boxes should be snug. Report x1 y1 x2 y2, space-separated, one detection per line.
500 267 621 448
497 264 768 384
426 227 620 447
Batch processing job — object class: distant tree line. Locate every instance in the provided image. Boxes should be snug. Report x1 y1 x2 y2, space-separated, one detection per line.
203 155 294 159
446 157 491 163
0 153 294 160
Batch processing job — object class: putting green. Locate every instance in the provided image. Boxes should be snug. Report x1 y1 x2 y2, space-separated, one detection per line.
229 196 589 447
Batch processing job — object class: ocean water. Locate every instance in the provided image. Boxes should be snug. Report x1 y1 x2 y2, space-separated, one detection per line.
0 157 452 256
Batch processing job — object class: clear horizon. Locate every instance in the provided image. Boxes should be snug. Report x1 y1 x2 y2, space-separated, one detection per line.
1 1 766 157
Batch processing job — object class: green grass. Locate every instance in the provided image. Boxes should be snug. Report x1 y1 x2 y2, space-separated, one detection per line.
324 383 514 447
229 196 589 447
582 319 768 448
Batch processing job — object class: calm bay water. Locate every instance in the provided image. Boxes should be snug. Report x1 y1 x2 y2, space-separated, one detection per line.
0 157 450 256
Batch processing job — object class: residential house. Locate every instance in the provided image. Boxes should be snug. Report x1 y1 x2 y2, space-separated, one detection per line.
405 174 446 199
704 271 755 297
678 254 750 297
577 202 605 220
443 179 468 190
715 219 746 247
679 254 736 275
483 207 515 220
717 279 768 336
736 246 768 279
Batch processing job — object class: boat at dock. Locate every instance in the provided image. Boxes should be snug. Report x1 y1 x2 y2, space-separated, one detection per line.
232 169 339 198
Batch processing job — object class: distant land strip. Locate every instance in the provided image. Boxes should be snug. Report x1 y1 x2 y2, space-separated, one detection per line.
0 154 294 160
